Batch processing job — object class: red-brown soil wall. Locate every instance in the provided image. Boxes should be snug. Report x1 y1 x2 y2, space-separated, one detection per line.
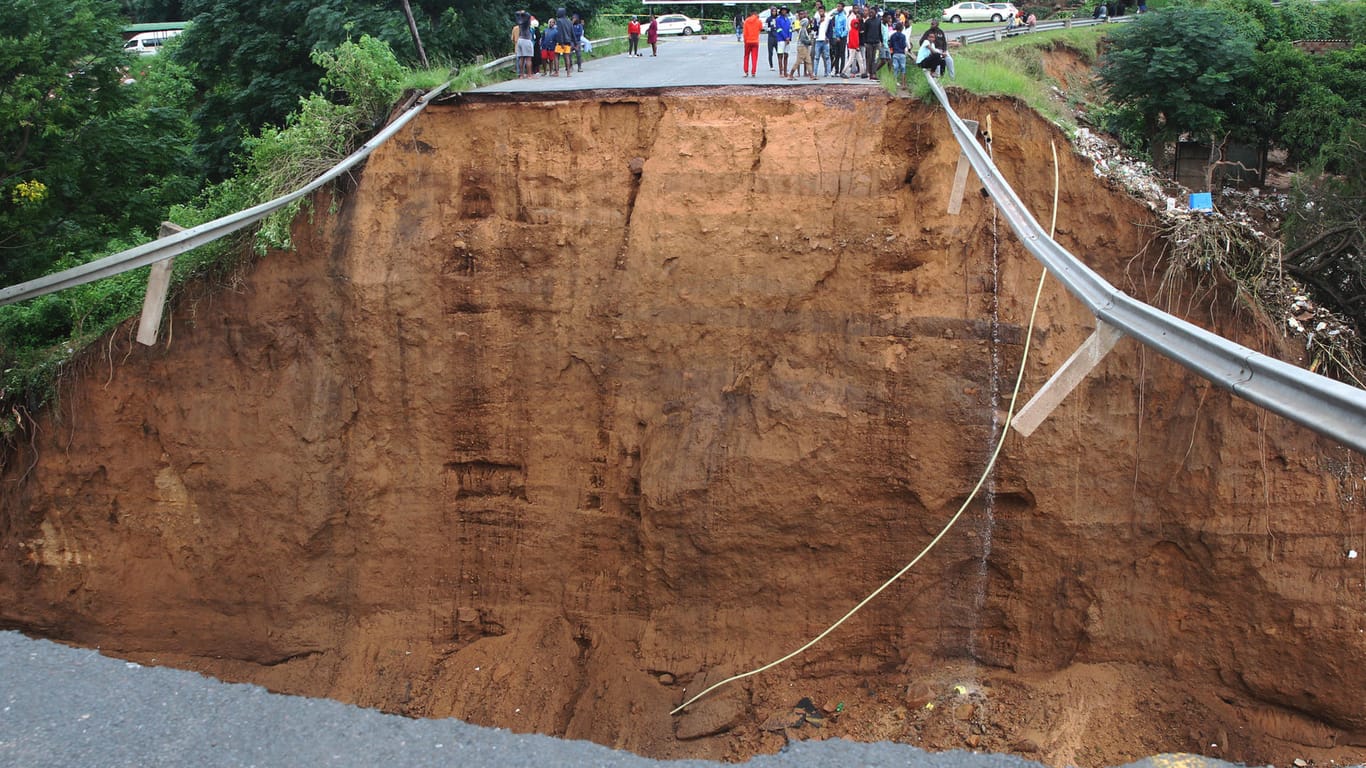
1 91 1363 766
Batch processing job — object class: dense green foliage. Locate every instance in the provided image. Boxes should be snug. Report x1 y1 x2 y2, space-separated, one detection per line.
177 0 525 177
0 31 406 414
212 34 405 251
1096 0 1364 342
1097 6 1256 152
2 0 150 285
1097 0 1365 170
913 27 1104 126
119 0 184 22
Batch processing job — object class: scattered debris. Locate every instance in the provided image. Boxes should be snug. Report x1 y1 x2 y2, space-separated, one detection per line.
1070 126 1363 384
761 696 843 734
760 708 806 732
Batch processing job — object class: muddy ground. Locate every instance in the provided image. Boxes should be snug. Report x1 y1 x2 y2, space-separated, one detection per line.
1 86 1363 767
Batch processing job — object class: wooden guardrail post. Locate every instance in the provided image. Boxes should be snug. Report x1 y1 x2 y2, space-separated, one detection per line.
947 120 981 215
1011 320 1124 437
135 222 183 346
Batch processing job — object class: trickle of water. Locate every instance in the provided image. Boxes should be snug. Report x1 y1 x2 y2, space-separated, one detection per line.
966 208 1003 664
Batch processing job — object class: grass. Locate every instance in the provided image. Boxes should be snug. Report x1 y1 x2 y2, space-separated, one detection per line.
898 25 1107 130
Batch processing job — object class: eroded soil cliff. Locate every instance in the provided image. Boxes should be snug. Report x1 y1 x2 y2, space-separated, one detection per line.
1 89 1363 766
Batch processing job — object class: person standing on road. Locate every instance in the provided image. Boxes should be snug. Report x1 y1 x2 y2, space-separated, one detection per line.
541 21 559 75
513 10 534 78
861 8 880 79
571 14 585 72
627 15 641 56
830 3 847 76
845 9 861 76
555 8 574 76
742 10 763 76
875 10 893 76
647 14 659 56
734 11 744 41
790 10 815 79
766 6 779 69
889 21 908 89
813 7 831 76
774 7 793 78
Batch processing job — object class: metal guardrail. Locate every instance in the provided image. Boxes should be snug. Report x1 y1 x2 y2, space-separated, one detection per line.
3 32 1362 452
0 35 619 308
0 82 439 308
923 72 1366 454
956 14 1132 45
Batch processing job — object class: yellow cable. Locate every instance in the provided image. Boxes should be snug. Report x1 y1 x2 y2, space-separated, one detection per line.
670 141 1062 718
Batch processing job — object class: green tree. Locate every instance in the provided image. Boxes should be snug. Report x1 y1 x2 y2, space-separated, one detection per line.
1097 6 1256 155
177 0 522 179
119 0 185 22
1235 41 1365 168
0 0 132 283
0 1 202 364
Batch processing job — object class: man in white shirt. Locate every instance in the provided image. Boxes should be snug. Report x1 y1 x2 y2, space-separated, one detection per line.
813 8 831 77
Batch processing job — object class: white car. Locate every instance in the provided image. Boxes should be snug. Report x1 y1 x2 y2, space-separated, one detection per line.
123 29 182 56
941 1 1010 22
654 13 703 35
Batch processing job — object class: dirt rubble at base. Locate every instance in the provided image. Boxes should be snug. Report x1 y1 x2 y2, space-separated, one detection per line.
1 86 1364 768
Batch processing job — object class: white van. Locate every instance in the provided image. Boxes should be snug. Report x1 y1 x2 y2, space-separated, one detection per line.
123 30 181 56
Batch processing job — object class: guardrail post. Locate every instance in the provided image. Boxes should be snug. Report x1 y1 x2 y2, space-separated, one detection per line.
136 222 182 347
1064 18 1073 28
947 120 981 215
1011 320 1124 437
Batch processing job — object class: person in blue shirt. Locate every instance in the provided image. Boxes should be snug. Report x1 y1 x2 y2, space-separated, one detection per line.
830 3 848 76
540 22 559 76
774 7 793 78
888 22 907 89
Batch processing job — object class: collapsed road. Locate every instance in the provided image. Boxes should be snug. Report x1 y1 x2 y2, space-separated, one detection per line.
1 34 1363 768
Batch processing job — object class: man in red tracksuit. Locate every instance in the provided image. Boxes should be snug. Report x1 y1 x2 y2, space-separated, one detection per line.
742 10 763 76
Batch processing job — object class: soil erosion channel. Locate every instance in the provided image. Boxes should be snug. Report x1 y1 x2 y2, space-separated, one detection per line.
1 89 1363 767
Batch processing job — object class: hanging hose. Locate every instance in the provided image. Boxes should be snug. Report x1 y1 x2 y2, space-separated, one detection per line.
670 140 1062 717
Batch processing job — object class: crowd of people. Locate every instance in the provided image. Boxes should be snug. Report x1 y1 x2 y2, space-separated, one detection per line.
739 4 955 88
512 8 592 78
510 4 967 85
1004 7 1038 32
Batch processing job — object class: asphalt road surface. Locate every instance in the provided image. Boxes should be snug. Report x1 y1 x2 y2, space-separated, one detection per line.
1 631 1249 768
478 33 892 92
